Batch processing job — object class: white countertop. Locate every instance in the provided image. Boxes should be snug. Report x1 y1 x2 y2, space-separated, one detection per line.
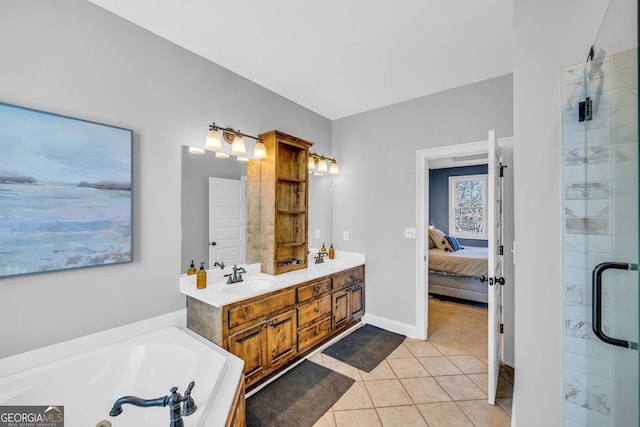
180 250 365 307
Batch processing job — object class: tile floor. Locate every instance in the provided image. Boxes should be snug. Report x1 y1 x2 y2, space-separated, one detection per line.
308 297 513 427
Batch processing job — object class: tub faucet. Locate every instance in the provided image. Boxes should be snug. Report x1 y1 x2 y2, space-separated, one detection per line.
109 381 196 427
225 265 246 284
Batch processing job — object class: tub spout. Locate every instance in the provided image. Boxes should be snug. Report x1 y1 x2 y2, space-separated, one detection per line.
109 382 196 427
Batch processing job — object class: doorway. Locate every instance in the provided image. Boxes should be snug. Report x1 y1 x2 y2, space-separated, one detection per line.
415 134 515 396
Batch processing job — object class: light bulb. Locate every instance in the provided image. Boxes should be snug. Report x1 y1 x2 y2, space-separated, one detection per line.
231 132 246 155
329 160 339 175
205 128 222 150
253 140 267 159
317 159 328 173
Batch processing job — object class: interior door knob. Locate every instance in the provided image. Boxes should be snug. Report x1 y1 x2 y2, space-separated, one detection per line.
211 242 216 246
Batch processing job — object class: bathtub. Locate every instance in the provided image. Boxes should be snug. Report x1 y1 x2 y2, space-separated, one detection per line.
0 313 243 427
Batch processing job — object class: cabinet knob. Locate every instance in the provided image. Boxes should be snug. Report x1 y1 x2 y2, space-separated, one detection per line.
268 321 274 327
314 286 320 293
314 330 320 336
314 307 320 313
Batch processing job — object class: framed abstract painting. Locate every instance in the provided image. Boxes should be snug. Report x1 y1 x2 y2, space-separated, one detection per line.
0 102 133 278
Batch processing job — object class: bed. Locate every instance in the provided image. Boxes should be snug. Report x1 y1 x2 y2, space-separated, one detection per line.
428 246 489 303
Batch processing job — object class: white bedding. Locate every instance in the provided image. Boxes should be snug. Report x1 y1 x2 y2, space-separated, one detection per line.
428 246 488 278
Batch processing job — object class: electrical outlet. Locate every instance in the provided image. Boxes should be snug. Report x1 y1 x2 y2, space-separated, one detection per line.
404 227 416 239
343 231 349 241
315 229 320 239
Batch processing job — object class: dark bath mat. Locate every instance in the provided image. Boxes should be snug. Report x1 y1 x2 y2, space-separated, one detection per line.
322 324 406 372
246 360 354 427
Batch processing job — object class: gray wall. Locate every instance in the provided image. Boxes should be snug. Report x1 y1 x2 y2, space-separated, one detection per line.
0 0 332 358
332 74 513 327
512 0 636 425
428 165 489 248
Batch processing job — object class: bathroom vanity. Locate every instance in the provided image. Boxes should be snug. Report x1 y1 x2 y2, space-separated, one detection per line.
182 252 365 390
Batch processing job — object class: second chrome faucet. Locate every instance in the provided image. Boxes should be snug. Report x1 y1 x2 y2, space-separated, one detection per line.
225 265 246 284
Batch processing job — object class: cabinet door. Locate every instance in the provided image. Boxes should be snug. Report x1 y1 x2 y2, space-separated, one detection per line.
266 309 297 368
228 323 267 383
349 283 364 321
332 289 350 331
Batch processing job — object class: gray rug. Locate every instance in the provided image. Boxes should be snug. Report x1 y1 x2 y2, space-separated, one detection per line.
246 360 354 427
322 324 406 372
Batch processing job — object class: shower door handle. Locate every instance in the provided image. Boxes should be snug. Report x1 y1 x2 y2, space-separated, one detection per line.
591 262 639 350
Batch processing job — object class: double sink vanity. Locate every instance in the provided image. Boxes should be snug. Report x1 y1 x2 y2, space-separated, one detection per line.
180 251 365 391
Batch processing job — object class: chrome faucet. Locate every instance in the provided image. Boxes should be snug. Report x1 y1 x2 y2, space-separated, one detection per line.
225 265 246 284
213 261 225 270
109 381 196 427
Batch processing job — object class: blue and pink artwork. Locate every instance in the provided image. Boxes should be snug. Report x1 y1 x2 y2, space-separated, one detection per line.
0 102 133 278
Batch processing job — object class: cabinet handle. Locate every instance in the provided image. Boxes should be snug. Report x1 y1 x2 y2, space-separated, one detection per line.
268 321 275 327
314 330 320 336
314 286 320 293
263 323 268 328
314 307 320 313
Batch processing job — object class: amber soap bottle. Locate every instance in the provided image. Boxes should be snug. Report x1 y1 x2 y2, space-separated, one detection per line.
197 262 207 289
187 260 197 276
329 244 335 259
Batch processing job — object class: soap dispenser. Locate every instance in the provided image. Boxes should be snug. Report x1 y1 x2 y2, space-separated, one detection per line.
197 262 207 289
320 242 327 253
329 243 335 260
187 260 197 276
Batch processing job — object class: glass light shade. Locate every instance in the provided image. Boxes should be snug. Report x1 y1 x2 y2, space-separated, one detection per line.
236 156 250 162
205 129 222 150
253 140 267 159
329 160 339 175
188 146 205 154
231 133 246 155
308 156 316 170
317 159 328 173
215 152 230 158
313 171 323 176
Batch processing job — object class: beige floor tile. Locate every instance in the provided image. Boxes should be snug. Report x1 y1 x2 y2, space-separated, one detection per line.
364 379 413 407
332 382 374 411
334 409 382 427
434 375 486 400
466 373 488 394
447 354 488 374
386 343 414 359
308 352 324 365
416 402 474 427
387 357 430 378
404 340 442 357
418 356 463 376
430 342 469 356
376 405 428 427
313 410 336 427
359 360 397 381
324 360 363 382
496 397 513 416
457 399 511 427
400 377 451 404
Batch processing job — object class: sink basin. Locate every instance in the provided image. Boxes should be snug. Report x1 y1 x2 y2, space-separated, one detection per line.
222 277 278 294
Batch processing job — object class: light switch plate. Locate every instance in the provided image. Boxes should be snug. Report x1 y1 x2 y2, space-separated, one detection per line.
315 229 320 239
343 231 349 241
404 227 416 239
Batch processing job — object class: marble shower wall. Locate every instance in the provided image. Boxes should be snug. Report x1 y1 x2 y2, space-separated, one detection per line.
562 49 638 427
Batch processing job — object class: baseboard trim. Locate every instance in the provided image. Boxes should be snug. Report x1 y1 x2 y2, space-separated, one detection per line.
362 313 418 338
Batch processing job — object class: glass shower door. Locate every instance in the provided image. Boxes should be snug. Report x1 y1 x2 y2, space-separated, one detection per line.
562 48 638 427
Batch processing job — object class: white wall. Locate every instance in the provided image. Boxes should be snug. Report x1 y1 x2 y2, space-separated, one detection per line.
0 0 332 358
512 0 636 425
332 75 513 330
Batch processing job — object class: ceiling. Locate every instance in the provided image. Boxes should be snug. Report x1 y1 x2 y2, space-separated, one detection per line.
88 0 513 120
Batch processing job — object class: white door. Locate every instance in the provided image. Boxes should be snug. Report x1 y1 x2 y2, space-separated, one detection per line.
208 177 246 267
487 129 504 405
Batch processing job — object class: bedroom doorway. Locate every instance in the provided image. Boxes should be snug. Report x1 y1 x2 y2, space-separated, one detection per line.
415 133 515 398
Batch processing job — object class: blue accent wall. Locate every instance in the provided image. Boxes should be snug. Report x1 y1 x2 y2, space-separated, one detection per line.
429 165 488 247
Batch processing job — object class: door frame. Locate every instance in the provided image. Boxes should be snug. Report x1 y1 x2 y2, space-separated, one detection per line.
415 137 513 352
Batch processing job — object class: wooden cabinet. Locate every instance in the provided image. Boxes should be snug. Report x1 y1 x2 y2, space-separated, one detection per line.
186 265 365 391
226 376 246 427
247 131 313 275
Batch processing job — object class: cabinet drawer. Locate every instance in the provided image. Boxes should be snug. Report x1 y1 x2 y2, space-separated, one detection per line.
227 289 296 330
297 315 332 353
296 277 331 302
297 294 331 327
332 266 364 290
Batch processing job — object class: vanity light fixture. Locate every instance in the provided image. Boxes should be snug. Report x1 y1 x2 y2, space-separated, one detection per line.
188 146 205 154
309 152 339 176
204 122 265 160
